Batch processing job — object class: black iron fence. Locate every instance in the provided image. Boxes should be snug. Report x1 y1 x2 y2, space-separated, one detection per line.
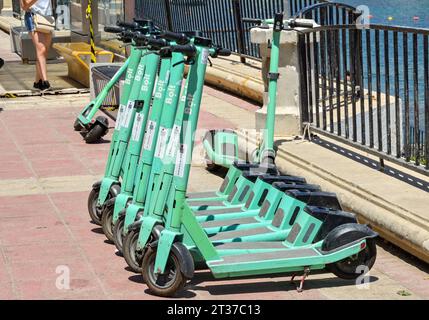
298 24 429 175
134 0 340 60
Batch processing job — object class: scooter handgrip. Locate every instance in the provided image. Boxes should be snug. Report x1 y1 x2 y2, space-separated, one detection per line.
171 45 196 56
117 21 139 30
147 38 169 48
133 18 153 26
242 18 263 25
217 48 231 57
104 26 123 34
160 31 190 45
289 20 315 29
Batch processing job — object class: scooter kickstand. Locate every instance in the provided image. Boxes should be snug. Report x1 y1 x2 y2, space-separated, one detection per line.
291 267 310 293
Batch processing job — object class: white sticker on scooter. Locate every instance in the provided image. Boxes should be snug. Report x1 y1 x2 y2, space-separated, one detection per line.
201 48 209 65
131 113 144 142
115 105 125 130
166 125 181 158
143 120 157 151
174 144 188 178
122 100 135 129
155 127 169 159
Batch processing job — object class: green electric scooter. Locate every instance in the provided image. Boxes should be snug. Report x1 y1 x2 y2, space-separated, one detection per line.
137 15 377 297
120 36 232 272
87 28 159 225
113 32 195 253
100 35 167 241
74 20 155 144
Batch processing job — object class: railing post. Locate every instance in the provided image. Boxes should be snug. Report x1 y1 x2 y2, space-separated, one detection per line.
164 0 174 31
232 0 246 63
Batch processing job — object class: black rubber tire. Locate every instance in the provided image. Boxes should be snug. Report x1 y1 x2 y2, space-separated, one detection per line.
84 124 108 144
113 214 125 254
74 119 84 132
123 229 145 274
101 200 115 242
142 246 187 298
87 188 103 225
326 238 377 280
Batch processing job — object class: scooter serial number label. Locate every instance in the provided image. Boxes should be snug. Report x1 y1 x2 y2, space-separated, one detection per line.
115 105 126 130
131 113 144 142
166 304 261 318
143 120 156 151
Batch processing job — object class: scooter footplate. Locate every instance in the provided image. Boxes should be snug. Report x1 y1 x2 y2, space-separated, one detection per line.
190 200 226 207
187 191 219 200
209 227 271 241
202 217 257 228
194 207 243 217
209 248 319 266
214 242 287 250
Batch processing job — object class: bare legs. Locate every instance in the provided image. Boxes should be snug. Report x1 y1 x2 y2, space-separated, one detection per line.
30 31 52 84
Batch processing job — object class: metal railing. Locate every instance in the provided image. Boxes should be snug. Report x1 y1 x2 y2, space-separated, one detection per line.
134 0 332 61
298 24 429 175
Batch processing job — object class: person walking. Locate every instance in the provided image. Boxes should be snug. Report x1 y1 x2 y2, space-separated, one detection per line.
20 0 54 91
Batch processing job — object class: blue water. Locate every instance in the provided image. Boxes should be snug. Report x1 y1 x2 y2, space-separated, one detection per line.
342 0 429 28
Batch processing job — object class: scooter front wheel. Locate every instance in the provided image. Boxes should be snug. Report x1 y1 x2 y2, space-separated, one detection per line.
326 238 377 280
142 246 187 298
123 229 145 274
73 119 84 132
101 199 115 242
88 188 103 225
113 213 126 254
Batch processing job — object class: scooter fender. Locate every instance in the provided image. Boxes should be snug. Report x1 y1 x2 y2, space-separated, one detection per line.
153 230 182 276
150 240 194 280
124 204 143 233
136 217 162 250
98 178 121 206
113 194 132 223
321 223 379 253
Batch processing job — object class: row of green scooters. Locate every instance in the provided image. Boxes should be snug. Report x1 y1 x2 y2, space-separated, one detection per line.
79 13 378 297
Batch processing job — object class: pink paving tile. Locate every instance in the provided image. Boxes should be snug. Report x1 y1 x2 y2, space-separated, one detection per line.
0 194 55 219
30 158 90 178
0 282 16 300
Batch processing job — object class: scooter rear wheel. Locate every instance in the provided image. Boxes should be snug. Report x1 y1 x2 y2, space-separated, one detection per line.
142 246 187 298
84 117 109 144
123 229 145 274
326 238 377 280
113 214 125 254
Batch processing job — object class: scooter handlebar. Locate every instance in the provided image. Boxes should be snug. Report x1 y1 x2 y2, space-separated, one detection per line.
242 18 263 25
104 26 124 34
288 19 315 29
170 45 196 56
117 21 139 30
160 31 190 45
146 38 169 49
214 48 232 57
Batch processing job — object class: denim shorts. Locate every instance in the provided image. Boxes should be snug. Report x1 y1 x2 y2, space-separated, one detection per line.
24 11 36 32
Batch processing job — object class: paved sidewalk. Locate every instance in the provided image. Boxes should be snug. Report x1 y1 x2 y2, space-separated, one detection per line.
0 85 428 300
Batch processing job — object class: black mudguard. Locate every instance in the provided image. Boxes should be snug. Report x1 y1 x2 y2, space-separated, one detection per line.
171 242 195 280
321 223 378 253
